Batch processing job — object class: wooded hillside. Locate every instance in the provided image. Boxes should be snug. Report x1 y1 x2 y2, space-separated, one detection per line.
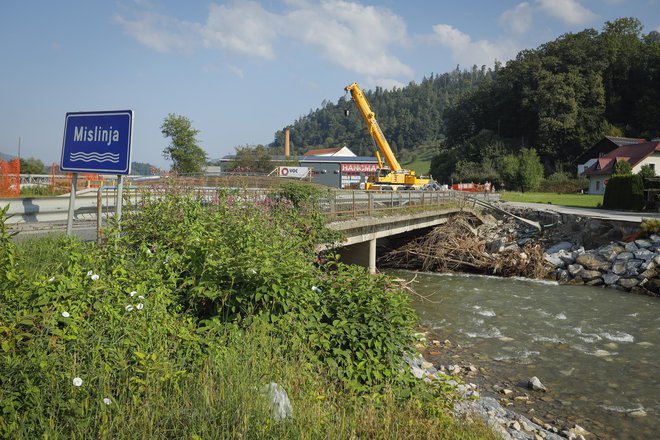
270 18 659 183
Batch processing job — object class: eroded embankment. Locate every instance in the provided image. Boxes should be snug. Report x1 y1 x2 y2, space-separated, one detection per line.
378 205 660 297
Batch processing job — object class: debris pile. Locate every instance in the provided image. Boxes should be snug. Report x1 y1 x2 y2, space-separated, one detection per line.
378 212 550 278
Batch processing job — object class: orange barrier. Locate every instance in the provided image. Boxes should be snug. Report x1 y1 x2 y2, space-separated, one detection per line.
0 158 20 197
451 183 484 192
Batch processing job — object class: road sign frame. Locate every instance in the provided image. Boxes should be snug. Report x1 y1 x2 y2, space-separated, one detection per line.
60 110 134 174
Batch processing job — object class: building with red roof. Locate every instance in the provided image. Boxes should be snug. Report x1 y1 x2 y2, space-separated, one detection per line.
581 141 660 194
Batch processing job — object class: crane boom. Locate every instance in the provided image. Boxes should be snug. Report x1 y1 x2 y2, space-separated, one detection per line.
344 82 401 171
344 82 431 190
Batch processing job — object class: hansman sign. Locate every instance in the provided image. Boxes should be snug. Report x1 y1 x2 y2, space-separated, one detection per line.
61 110 134 174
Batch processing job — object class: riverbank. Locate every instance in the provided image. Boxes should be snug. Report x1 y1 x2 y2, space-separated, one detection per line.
380 204 660 296
386 269 660 440
414 330 597 440
379 204 659 440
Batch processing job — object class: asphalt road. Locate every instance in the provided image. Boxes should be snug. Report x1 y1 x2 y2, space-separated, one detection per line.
501 201 660 223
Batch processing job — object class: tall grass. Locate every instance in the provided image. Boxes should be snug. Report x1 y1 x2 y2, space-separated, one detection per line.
1 188 499 439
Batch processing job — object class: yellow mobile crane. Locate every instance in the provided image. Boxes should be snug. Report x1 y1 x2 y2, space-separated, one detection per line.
345 82 431 190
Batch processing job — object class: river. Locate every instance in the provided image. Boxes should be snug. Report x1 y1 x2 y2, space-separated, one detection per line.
387 270 660 440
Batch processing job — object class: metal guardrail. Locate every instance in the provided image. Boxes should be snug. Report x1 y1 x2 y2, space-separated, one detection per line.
2 187 499 238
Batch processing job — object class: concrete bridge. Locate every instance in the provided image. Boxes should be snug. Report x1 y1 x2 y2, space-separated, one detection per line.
324 207 471 273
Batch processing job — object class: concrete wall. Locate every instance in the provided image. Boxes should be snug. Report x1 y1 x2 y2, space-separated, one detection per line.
305 161 341 187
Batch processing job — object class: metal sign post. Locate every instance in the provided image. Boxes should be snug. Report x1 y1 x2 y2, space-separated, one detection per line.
65 173 78 237
116 174 124 224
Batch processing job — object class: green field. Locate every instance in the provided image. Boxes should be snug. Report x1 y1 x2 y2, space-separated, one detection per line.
500 191 603 208
401 145 436 176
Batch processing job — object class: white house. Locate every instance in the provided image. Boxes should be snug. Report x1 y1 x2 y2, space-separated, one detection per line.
582 141 660 194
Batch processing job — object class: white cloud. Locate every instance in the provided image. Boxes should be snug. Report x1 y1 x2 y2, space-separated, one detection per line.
228 65 245 79
283 0 413 78
430 24 518 68
499 3 533 34
201 2 278 59
113 12 200 53
369 78 406 90
114 0 413 81
537 0 596 25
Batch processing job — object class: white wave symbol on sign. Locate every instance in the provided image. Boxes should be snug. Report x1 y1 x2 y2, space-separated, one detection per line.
70 152 120 163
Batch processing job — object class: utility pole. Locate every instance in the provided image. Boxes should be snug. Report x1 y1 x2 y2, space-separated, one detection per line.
18 136 21 159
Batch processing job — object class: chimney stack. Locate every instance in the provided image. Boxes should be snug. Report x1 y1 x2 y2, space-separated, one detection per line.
284 128 290 158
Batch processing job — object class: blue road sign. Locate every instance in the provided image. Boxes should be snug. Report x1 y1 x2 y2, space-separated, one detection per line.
61 110 134 174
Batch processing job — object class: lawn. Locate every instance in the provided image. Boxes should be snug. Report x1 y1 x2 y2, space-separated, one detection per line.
401 144 437 176
499 191 603 208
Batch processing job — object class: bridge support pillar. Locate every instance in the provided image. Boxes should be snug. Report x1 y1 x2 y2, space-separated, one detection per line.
336 238 377 274
369 238 376 274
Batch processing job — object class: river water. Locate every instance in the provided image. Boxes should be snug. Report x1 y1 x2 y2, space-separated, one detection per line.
388 270 660 440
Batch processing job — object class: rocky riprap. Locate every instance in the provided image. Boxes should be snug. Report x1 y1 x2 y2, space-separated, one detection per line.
545 236 660 296
405 342 590 440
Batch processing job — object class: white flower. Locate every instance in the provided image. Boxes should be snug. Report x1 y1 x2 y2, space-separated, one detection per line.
61 311 70 318
125 305 134 312
91 274 99 281
311 286 321 293
48 276 55 282
73 377 83 387
136 303 144 310
87 270 93 276
138 295 145 300
103 397 112 405
129 291 137 297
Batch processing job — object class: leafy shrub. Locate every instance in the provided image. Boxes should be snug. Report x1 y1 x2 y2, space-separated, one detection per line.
641 218 660 235
538 172 589 193
117 184 413 392
271 181 329 209
602 174 645 210
0 187 485 439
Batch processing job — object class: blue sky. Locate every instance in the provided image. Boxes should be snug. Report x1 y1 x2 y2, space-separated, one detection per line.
1 0 659 169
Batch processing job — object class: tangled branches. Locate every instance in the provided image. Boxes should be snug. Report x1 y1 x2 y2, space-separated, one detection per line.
378 213 550 278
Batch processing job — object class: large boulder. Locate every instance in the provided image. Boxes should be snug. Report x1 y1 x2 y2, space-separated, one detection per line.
576 252 610 271
580 270 602 282
544 253 565 268
615 251 634 261
556 269 570 283
625 242 639 252
626 259 644 276
641 259 656 271
546 241 573 254
633 249 655 261
618 278 640 289
567 263 583 277
598 243 624 261
602 272 620 285
612 260 627 275
528 376 547 392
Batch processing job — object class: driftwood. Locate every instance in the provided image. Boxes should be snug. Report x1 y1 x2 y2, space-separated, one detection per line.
378 213 549 278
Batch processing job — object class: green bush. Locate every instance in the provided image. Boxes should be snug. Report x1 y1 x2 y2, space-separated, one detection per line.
641 218 660 235
602 174 645 210
0 188 496 439
538 172 589 194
